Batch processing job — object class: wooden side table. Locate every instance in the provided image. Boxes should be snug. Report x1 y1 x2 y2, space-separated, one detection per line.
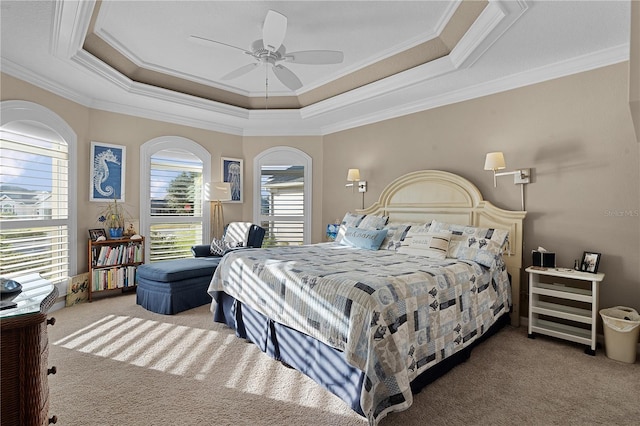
526 266 605 355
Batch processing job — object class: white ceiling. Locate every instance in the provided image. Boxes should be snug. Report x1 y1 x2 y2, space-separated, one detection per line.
0 1 631 136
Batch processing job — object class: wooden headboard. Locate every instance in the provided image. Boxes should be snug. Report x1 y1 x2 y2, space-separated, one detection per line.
359 170 526 327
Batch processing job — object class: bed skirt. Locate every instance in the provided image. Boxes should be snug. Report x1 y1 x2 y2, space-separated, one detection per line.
212 290 510 419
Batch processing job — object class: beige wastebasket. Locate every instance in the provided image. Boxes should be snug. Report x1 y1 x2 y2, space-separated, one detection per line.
599 306 640 363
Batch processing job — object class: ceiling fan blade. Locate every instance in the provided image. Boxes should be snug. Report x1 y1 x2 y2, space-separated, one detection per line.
285 50 344 65
273 64 303 91
188 35 249 54
263 10 287 52
221 63 259 80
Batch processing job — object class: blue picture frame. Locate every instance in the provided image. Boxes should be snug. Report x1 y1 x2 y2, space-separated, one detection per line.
221 157 243 203
90 141 126 202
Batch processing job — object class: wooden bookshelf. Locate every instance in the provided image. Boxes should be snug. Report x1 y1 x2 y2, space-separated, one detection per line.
88 236 144 302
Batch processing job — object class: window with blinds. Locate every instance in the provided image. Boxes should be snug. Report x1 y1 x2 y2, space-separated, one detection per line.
148 149 203 262
0 130 70 285
259 165 305 247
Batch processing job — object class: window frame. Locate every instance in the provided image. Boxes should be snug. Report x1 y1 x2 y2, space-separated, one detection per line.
253 146 312 245
1 100 78 294
140 136 211 262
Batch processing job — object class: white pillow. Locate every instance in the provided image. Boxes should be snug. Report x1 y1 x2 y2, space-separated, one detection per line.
429 220 509 267
379 223 412 251
397 231 451 260
335 212 366 243
357 214 388 230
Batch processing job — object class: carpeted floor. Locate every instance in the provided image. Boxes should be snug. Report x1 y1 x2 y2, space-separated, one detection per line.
47 294 639 425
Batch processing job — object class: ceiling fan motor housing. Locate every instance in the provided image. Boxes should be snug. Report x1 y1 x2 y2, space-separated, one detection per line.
250 40 286 64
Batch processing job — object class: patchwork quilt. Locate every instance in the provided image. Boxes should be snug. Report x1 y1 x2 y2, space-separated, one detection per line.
208 243 510 425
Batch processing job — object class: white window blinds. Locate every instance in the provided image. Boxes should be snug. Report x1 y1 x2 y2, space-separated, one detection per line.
147 149 203 262
0 130 70 285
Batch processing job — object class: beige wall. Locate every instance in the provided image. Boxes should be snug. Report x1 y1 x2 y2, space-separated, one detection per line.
2 61 639 319
323 62 640 317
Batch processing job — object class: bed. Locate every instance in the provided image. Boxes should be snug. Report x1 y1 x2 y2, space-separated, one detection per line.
207 170 526 425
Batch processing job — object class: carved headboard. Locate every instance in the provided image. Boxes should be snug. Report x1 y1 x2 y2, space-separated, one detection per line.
359 170 526 326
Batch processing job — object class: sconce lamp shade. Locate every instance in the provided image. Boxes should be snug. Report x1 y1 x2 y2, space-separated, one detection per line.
207 182 232 201
484 152 506 171
347 168 360 181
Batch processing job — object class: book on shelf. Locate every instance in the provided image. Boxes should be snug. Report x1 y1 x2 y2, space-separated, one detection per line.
93 241 143 267
91 266 138 291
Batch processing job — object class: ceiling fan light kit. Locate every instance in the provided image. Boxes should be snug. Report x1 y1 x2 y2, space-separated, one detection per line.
190 9 344 93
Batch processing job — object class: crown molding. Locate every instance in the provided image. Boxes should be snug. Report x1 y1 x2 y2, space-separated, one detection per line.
51 0 96 59
1 58 93 107
319 43 630 135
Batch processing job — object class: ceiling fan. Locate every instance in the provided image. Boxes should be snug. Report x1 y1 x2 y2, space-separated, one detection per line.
189 10 344 92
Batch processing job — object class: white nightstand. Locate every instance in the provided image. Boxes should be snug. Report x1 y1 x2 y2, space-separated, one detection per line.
526 266 605 355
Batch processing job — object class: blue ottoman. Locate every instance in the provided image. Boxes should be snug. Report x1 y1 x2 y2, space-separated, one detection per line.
136 223 266 315
136 257 221 315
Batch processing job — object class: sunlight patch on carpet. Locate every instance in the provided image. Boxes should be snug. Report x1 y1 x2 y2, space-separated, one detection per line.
51 314 353 417
52 315 232 380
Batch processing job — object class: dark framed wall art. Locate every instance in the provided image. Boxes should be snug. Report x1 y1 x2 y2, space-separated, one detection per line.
90 141 126 202
221 157 243 203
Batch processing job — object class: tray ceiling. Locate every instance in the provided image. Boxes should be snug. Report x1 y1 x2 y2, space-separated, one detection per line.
0 1 631 136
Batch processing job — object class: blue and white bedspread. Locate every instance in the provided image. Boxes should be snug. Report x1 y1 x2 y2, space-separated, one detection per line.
208 243 510 425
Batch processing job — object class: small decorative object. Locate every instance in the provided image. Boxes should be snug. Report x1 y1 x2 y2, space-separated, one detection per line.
130 234 142 241
65 273 89 307
0 277 22 310
580 251 601 273
109 227 124 239
89 228 107 242
123 219 139 237
326 223 339 241
532 247 556 268
0 277 22 299
97 198 129 239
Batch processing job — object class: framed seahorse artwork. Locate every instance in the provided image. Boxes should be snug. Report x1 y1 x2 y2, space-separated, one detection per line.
221 157 243 203
90 141 126 202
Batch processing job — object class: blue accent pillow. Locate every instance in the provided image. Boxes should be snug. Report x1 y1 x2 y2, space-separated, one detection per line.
339 227 388 250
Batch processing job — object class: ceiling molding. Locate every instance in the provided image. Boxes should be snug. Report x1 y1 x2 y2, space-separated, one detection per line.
2 0 629 137
50 0 96 59
317 44 630 136
82 1 486 109
1 58 93 107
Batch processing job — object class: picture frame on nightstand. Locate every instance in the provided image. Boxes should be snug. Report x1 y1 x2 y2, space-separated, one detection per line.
580 251 601 273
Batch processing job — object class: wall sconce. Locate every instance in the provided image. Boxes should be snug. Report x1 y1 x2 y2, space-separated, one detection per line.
484 152 530 211
206 182 231 240
346 168 367 208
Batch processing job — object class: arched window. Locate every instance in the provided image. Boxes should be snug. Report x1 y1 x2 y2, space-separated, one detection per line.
254 147 312 246
1 101 77 292
140 137 211 262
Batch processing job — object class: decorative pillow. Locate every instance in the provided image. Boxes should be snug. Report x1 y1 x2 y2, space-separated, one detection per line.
379 223 412 251
399 222 431 241
339 227 388 251
429 220 509 267
223 222 252 245
210 238 238 256
397 231 451 259
357 214 389 230
335 212 366 243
